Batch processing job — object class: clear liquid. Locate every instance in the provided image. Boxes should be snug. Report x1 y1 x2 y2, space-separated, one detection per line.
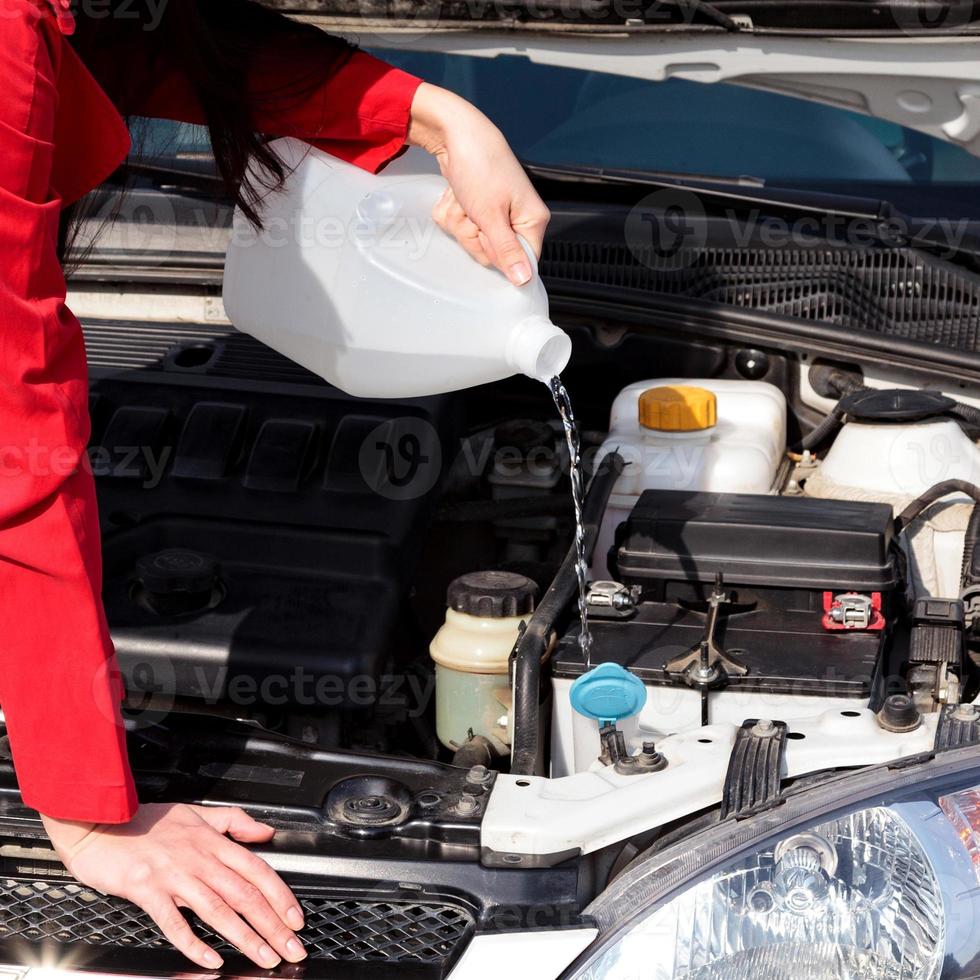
549 376 592 663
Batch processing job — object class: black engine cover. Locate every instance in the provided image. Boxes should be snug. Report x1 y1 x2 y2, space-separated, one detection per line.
87 318 456 707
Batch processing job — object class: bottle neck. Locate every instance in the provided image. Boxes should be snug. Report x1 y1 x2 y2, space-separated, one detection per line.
505 314 572 383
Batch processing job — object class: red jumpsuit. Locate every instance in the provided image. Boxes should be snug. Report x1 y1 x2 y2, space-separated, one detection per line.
0 0 421 823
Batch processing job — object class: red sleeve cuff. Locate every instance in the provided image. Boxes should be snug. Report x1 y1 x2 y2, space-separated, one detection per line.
276 51 424 173
25 778 139 825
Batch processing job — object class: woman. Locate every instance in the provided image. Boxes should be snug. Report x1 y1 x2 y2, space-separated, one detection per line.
0 0 549 968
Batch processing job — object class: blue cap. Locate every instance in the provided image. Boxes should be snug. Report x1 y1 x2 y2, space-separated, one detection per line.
570 662 647 727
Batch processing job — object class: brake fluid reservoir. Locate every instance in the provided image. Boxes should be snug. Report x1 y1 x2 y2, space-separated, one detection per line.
591 379 787 579
429 572 538 754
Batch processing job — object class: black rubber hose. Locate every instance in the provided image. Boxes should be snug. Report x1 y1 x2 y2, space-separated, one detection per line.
797 405 847 452
950 401 980 427
797 369 980 452
948 402 980 441
792 371 868 453
962 502 980 587
894 480 980 535
510 451 626 777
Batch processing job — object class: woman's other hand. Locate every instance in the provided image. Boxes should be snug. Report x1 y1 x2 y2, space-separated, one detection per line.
408 83 550 286
42 803 305 970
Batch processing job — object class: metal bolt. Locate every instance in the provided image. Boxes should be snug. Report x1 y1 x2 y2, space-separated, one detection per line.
642 740 657 754
752 719 776 737
611 590 634 611
454 794 480 816
466 764 492 785
953 703 980 723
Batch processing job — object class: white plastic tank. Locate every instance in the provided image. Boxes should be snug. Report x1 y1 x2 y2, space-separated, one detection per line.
815 418 980 499
591 379 787 579
223 139 570 398
805 410 980 597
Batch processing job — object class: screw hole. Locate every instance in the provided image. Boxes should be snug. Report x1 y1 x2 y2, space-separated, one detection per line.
697 738 712 744
171 343 217 369
841 710 861 717
787 732 805 740
502 855 522 864
515 779 531 787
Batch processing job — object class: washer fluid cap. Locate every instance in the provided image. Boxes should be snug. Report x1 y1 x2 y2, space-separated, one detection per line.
570 662 648 727
639 385 717 432
839 388 956 423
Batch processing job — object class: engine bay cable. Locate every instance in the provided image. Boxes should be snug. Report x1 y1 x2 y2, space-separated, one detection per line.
510 451 626 776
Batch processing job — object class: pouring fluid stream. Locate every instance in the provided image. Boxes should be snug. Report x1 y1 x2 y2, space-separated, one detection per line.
549 376 593 664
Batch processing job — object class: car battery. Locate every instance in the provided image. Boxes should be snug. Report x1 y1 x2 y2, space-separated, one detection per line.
554 491 900 698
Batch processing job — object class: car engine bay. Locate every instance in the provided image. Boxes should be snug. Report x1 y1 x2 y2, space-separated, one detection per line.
81 325 980 772
2 200 980 978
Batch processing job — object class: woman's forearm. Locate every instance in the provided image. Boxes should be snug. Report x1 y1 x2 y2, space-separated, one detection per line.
406 81 551 285
40 815 99 858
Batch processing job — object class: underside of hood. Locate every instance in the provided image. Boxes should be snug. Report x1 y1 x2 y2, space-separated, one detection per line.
272 0 980 34
330 29 980 160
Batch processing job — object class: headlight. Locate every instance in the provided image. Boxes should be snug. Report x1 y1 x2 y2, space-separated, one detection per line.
565 746 980 980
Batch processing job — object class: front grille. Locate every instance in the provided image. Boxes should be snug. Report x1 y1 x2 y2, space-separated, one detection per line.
541 241 980 352
0 877 474 967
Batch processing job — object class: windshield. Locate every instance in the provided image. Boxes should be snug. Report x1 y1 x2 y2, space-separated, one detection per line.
133 50 980 220
373 50 980 217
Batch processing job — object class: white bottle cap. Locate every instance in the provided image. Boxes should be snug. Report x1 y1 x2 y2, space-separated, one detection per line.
506 314 572 383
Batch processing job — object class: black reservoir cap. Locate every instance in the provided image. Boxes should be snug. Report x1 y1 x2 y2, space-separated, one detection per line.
136 548 220 596
617 491 898 592
447 571 538 618
839 388 955 423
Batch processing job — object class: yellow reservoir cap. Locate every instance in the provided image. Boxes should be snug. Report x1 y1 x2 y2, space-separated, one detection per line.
638 385 718 431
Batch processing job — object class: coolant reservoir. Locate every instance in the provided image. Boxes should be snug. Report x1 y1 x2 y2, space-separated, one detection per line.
817 423 980 499
223 140 570 398
591 379 787 579
429 571 538 755
804 389 980 597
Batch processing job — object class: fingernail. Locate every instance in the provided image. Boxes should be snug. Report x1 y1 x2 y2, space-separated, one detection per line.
258 944 279 966
286 937 307 961
286 906 304 930
508 262 532 285
203 951 223 969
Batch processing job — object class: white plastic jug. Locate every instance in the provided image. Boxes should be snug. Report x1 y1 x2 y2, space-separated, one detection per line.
222 139 571 398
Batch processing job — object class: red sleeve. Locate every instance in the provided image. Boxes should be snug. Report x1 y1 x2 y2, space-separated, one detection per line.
131 49 422 175
1 7 137 824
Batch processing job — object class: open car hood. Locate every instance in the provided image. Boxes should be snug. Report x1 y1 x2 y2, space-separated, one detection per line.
282 0 980 161
362 31 980 160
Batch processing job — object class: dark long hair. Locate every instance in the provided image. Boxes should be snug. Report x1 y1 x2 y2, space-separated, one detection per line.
64 0 352 248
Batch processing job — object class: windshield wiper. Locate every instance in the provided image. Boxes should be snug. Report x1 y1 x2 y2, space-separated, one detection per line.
526 160 980 258
673 0 744 31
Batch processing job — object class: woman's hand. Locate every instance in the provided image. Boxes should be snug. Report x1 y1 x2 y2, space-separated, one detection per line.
42 803 306 970
408 82 550 286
